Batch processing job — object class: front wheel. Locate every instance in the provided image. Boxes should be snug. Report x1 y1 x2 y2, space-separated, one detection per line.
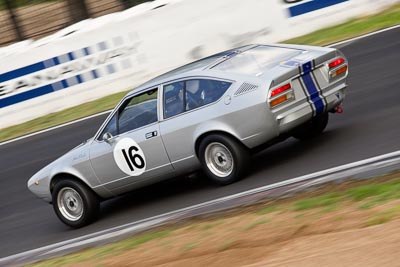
198 134 249 185
52 179 99 228
293 112 329 140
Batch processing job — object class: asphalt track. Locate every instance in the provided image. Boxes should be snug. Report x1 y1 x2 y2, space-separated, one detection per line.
1 27 400 258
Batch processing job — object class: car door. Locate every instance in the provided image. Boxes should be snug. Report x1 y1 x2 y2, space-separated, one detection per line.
89 87 173 192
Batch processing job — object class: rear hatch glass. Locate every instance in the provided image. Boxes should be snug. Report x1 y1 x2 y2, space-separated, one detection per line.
211 45 303 76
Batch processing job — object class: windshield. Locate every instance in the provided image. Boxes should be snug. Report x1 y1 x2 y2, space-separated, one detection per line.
212 45 303 76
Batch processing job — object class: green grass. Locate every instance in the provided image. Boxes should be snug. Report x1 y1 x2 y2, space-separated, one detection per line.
365 206 400 226
255 205 278 215
346 180 400 209
366 215 393 226
293 193 342 211
29 229 172 267
120 229 172 249
292 178 400 212
285 4 400 46
1 4 400 143
321 204 338 213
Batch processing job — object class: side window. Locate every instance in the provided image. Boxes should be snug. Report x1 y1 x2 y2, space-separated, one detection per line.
163 81 184 118
99 89 158 140
185 79 232 111
118 89 158 134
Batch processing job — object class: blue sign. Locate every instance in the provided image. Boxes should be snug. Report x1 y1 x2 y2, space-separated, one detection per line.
0 38 137 109
287 0 349 17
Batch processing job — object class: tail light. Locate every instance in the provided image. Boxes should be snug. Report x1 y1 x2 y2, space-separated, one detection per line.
269 83 294 108
328 57 347 79
270 83 291 97
330 65 348 78
328 57 345 68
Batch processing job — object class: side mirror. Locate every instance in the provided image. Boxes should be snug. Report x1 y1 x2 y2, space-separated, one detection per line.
103 132 114 144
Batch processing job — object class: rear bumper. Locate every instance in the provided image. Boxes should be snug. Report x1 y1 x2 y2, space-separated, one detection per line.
276 83 346 133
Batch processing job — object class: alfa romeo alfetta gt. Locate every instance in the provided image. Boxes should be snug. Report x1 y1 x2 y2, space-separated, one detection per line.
28 44 348 228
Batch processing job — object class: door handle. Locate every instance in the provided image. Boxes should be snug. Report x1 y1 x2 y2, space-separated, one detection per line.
145 131 158 139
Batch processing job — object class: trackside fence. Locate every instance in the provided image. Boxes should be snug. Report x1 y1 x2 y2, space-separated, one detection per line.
0 0 152 47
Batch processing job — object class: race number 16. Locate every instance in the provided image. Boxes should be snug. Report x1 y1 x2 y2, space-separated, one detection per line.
113 138 147 176
121 146 145 171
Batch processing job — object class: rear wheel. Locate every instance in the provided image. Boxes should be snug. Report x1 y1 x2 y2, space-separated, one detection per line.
293 112 329 140
52 179 99 228
198 134 249 185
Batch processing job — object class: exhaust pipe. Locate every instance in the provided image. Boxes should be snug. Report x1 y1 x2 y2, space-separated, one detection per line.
334 105 343 114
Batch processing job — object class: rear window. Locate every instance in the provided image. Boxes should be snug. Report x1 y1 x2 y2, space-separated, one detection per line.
212 45 302 76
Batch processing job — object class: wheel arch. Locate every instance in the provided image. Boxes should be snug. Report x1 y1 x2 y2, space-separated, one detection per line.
50 172 96 196
194 130 248 158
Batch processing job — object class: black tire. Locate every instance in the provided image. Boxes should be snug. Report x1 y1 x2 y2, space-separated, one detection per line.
293 112 329 140
52 179 99 228
198 134 250 185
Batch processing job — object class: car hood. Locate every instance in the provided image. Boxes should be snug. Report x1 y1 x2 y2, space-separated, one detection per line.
51 137 94 167
28 138 94 192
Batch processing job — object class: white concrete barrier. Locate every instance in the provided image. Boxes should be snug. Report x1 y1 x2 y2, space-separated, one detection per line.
0 0 398 129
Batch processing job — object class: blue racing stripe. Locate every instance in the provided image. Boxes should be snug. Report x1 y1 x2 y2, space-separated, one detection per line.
302 73 324 114
289 0 348 17
301 62 324 115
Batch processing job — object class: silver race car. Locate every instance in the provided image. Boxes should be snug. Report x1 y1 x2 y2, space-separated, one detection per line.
28 44 348 227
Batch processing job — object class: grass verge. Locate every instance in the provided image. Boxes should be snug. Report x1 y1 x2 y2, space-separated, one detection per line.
285 4 400 46
0 90 128 142
30 172 400 267
1 4 400 143
29 229 172 267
